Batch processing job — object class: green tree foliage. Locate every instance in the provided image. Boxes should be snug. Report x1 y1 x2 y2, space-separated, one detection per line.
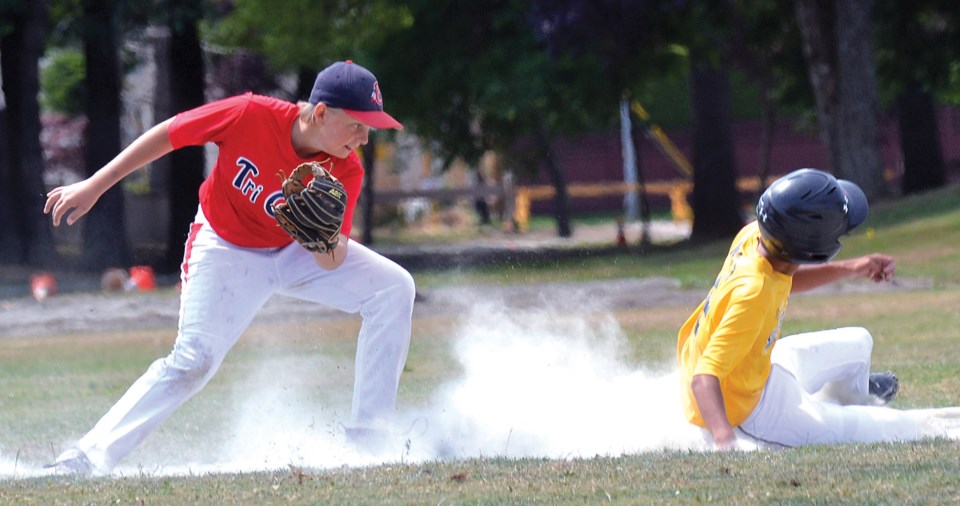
946 63 960 106
368 0 631 237
874 0 959 104
728 0 813 116
530 0 686 111
874 0 958 194
47 0 157 46
206 0 412 72
40 48 86 116
536 0 745 240
371 0 605 169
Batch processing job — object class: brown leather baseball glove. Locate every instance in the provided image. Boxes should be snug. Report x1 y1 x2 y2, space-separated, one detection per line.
272 161 347 255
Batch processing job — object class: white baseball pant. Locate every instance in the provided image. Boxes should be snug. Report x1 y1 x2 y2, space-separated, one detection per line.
75 207 415 471
739 327 933 447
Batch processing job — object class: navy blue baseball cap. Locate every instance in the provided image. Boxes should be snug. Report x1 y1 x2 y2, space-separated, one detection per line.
309 60 403 130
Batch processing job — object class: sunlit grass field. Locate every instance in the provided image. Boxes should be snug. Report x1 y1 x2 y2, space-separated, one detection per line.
2 184 960 504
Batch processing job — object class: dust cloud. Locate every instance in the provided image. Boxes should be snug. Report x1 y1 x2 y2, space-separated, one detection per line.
2 292 707 478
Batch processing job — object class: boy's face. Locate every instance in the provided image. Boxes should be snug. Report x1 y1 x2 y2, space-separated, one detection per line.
314 106 371 158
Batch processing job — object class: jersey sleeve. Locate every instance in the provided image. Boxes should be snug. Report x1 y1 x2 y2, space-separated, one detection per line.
167 93 252 149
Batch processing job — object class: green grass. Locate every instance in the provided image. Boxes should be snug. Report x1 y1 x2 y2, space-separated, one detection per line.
5 441 960 504
2 184 960 503
391 444 938 504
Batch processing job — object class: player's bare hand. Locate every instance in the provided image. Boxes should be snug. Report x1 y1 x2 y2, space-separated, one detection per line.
713 436 741 452
311 235 349 271
710 426 738 451
846 254 895 283
44 179 103 227
712 432 757 452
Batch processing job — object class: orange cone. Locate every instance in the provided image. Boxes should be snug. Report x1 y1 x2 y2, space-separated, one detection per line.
30 272 57 302
129 266 157 291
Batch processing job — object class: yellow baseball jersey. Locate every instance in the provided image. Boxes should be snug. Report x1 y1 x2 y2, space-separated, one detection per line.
677 222 793 427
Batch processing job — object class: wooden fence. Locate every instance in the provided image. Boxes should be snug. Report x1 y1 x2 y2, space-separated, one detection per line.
370 175 773 232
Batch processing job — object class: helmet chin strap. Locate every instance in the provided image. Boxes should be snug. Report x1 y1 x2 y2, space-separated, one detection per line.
758 236 800 274
759 235 789 260
760 233 841 266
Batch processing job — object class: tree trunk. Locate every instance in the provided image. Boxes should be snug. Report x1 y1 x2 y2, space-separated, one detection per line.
160 0 206 274
898 82 945 194
80 0 131 271
361 139 376 245
794 0 841 172
536 126 571 238
0 81 11 263
689 60 742 242
0 0 59 267
834 0 885 197
795 0 885 199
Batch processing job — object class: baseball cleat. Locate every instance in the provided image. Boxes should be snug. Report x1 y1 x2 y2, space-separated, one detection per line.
868 371 900 404
44 448 94 477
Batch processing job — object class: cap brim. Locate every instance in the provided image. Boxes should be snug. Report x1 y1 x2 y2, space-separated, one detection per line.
839 179 868 230
344 109 404 130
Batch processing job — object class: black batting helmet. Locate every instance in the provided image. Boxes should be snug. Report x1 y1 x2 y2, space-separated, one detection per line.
756 168 868 264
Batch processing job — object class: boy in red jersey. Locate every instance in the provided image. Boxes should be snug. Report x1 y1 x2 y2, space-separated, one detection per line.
678 168 960 450
44 61 413 474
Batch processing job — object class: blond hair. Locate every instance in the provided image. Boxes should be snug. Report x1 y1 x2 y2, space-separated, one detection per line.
298 101 317 123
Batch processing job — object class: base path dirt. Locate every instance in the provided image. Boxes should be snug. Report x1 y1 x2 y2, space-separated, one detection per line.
0 275 931 339
0 277 706 339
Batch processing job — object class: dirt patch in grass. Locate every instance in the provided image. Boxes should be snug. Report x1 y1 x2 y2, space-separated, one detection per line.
0 275 934 340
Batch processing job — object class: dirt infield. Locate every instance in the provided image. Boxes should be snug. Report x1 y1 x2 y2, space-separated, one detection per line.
0 277 704 339
0 219 696 337
0 271 931 339
0 217 934 339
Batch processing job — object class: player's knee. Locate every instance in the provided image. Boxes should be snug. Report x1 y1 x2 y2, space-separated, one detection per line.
381 263 415 302
844 326 873 349
363 265 415 319
394 268 416 304
164 344 220 384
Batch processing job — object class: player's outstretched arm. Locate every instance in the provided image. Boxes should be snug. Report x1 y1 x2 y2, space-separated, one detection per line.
691 373 737 450
791 253 895 293
45 118 175 226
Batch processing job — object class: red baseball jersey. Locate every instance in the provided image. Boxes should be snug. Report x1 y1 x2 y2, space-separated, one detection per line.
167 93 363 248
